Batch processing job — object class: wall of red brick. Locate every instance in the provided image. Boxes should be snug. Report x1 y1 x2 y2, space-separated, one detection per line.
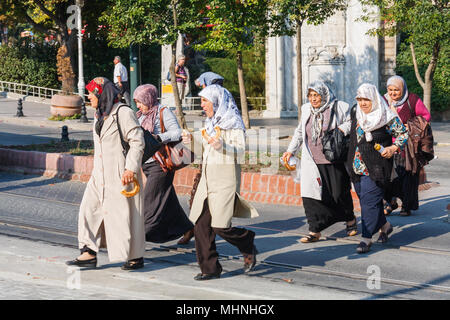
0 148 363 210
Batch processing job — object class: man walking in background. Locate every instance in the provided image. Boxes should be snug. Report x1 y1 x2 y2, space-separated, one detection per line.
113 56 131 106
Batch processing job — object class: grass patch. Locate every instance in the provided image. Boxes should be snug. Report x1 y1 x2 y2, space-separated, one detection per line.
48 114 81 121
1 140 94 156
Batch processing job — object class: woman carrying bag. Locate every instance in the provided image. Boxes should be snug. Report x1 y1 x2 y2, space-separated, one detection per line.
283 81 357 243
133 84 194 246
66 77 146 270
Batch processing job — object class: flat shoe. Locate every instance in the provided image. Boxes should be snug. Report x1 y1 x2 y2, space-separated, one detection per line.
194 272 221 281
243 245 258 273
121 257 144 270
377 225 394 243
356 242 372 254
177 229 194 245
66 257 97 268
345 221 358 237
300 234 320 243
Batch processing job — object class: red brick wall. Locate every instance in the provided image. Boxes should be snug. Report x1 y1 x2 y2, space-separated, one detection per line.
0 148 361 210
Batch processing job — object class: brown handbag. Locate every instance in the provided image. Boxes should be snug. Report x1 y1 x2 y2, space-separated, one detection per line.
153 107 195 172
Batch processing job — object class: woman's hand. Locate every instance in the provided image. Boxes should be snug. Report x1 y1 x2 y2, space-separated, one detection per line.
207 137 222 150
181 130 192 144
282 152 293 163
381 145 398 159
121 170 135 186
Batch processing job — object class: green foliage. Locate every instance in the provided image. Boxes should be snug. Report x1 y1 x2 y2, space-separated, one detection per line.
100 0 203 48
0 39 59 88
270 0 347 31
202 45 265 100
195 0 270 53
396 42 450 112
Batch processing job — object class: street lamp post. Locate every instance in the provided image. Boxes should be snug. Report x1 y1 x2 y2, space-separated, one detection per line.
76 0 85 100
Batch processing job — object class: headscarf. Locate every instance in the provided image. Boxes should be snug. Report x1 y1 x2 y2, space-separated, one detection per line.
86 77 120 136
196 72 224 87
307 80 337 145
133 84 159 132
384 75 409 107
355 83 397 142
198 84 246 136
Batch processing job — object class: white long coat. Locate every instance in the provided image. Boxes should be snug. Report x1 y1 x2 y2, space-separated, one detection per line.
78 104 145 262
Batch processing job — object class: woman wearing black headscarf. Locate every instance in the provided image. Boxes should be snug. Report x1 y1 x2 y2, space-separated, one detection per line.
66 77 146 270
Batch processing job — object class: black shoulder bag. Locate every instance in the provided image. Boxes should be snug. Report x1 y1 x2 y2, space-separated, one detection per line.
321 101 350 163
116 104 162 163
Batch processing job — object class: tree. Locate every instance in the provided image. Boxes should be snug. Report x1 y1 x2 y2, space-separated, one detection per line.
195 0 272 129
0 0 111 91
360 0 449 111
270 0 347 119
101 0 203 129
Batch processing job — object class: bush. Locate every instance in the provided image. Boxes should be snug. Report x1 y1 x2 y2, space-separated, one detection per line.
199 44 266 103
0 39 59 89
395 41 450 112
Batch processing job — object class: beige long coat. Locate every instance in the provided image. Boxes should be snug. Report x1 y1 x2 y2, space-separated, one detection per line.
189 128 259 228
78 103 145 262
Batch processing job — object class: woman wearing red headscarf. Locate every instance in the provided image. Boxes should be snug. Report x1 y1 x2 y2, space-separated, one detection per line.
66 77 146 270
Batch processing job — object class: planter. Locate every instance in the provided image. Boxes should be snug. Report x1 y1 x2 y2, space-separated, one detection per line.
50 94 83 117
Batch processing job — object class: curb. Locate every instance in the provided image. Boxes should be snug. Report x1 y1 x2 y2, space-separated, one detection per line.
0 147 361 210
0 116 93 132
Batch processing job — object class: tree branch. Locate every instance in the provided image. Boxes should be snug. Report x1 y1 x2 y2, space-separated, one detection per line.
424 41 440 84
32 0 65 31
410 42 425 89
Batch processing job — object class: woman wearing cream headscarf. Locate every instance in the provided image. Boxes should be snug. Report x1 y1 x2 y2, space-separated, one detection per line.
383 75 431 216
182 84 259 281
347 83 408 254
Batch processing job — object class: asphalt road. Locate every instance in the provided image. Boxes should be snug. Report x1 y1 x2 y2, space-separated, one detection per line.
0 165 448 300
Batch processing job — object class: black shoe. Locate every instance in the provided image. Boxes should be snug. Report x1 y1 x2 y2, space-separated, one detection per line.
377 225 394 243
194 271 221 281
121 257 144 270
66 257 97 268
243 245 258 273
356 241 372 254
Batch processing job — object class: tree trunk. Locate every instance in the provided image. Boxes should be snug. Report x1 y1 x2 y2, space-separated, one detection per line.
296 20 303 120
410 42 440 111
236 51 250 129
169 0 187 129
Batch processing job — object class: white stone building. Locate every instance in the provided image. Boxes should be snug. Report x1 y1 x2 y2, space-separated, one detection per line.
161 0 396 118
264 0 397 118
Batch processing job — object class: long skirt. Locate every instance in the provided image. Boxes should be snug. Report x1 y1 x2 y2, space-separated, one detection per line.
143 161 194 243
384 154 419 211
354 175 387 239
302 163 355 233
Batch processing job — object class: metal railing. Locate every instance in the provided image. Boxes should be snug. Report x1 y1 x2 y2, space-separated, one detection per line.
0 80 86 102
180 96 266 111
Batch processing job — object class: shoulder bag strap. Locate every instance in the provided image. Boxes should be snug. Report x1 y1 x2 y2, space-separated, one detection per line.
325 100 338 132
406 98 416 118
159 106 167 133
115 104 130 155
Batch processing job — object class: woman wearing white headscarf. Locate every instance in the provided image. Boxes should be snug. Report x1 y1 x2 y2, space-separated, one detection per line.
182 84 259 281
283 81 356 243
347 83 408 254
383 75 431 216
